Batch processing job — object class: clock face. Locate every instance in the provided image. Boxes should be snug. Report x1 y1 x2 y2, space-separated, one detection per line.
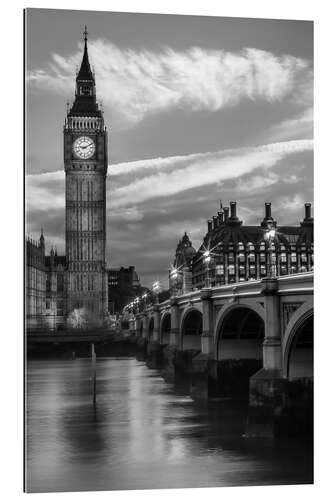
73 136 95 159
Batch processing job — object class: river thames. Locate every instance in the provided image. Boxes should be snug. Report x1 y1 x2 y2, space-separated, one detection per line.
25 357 313 493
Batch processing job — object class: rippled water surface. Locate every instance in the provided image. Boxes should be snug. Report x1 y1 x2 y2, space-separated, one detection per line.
26 357 313 492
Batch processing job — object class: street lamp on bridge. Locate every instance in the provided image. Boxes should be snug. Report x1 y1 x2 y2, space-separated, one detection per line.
152 281 160 303
203 249 212 287
264 224 277 278
170 264 184 296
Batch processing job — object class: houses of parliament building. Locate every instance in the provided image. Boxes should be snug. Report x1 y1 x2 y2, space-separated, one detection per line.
27 28 111 331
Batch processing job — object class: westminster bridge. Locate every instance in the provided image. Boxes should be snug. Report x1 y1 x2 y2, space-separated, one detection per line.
130 272 313 437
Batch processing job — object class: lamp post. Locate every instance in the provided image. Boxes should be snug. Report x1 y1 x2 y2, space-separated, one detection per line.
142 293 148 311
170 268 178 297
203 250 212 287
264 224 277 278
170 266 183 296
152 281 160 303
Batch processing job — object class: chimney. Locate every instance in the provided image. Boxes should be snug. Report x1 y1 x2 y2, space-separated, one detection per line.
213 216 218 229
265 202 272 220
223 207 229 221
304 203 311 220
207 219 213 232
218 211 224 224
230 201 237 219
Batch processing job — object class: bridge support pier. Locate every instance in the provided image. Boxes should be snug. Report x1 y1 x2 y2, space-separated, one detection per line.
146 307 164 368
136 314 148 361
146 341 164 369
246 278 285 437
189 289 217 399
160 298 181 382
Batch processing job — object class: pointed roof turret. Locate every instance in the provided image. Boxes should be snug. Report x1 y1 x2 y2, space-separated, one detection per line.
77 26 94 82
68 26 102 117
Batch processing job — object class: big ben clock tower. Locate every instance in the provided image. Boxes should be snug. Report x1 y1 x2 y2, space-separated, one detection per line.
64 27 108 324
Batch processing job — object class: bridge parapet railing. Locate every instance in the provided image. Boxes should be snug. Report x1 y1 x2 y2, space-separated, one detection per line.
276 271 313 294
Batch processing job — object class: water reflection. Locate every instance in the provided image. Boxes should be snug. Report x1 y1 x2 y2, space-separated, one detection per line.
26 358 313 493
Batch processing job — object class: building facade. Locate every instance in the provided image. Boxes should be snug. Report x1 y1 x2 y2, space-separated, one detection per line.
108 266 141 315
169 232 196 295
26 234 46 330
169 201 313 293
26 233 67 331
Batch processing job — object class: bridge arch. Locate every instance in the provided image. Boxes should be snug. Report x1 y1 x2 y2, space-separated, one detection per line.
180 307 203 351
214 302 265 351
160 312 171 344
283 307 313 380
214 304 265 396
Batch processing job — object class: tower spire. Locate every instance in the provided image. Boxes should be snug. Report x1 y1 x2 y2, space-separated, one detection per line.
83 25 88 43
68 26 101 117
76 25 93 81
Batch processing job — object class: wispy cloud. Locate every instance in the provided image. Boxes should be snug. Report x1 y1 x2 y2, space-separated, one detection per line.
26 139 312 214
108 139 313 207
27 40 312 126
268 107 313 142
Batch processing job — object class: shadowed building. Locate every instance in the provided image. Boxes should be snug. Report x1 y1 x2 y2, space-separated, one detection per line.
108 266 143 314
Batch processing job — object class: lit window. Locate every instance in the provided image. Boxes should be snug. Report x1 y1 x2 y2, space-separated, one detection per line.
260 265 266 275
248 253 255 263
239 265 245 274
260 253 266 263
301 253 307 263
280 253 287 263
228 253 235 263
291 253 297 263
215 265 224 275
280 265 287 275
238 253 245 263
249 265 256 275
228 265 235 274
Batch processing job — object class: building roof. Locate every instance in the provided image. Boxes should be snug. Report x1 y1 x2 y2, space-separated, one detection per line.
174 232 197 268
193 202 313 265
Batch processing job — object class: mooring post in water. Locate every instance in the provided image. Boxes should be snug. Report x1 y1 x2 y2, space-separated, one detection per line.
91 342 97 406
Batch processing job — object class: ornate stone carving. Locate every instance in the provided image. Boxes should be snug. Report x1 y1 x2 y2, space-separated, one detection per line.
283 302 303 331
214 305 222 316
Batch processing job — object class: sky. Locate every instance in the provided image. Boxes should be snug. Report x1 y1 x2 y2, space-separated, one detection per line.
25 8 313 287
